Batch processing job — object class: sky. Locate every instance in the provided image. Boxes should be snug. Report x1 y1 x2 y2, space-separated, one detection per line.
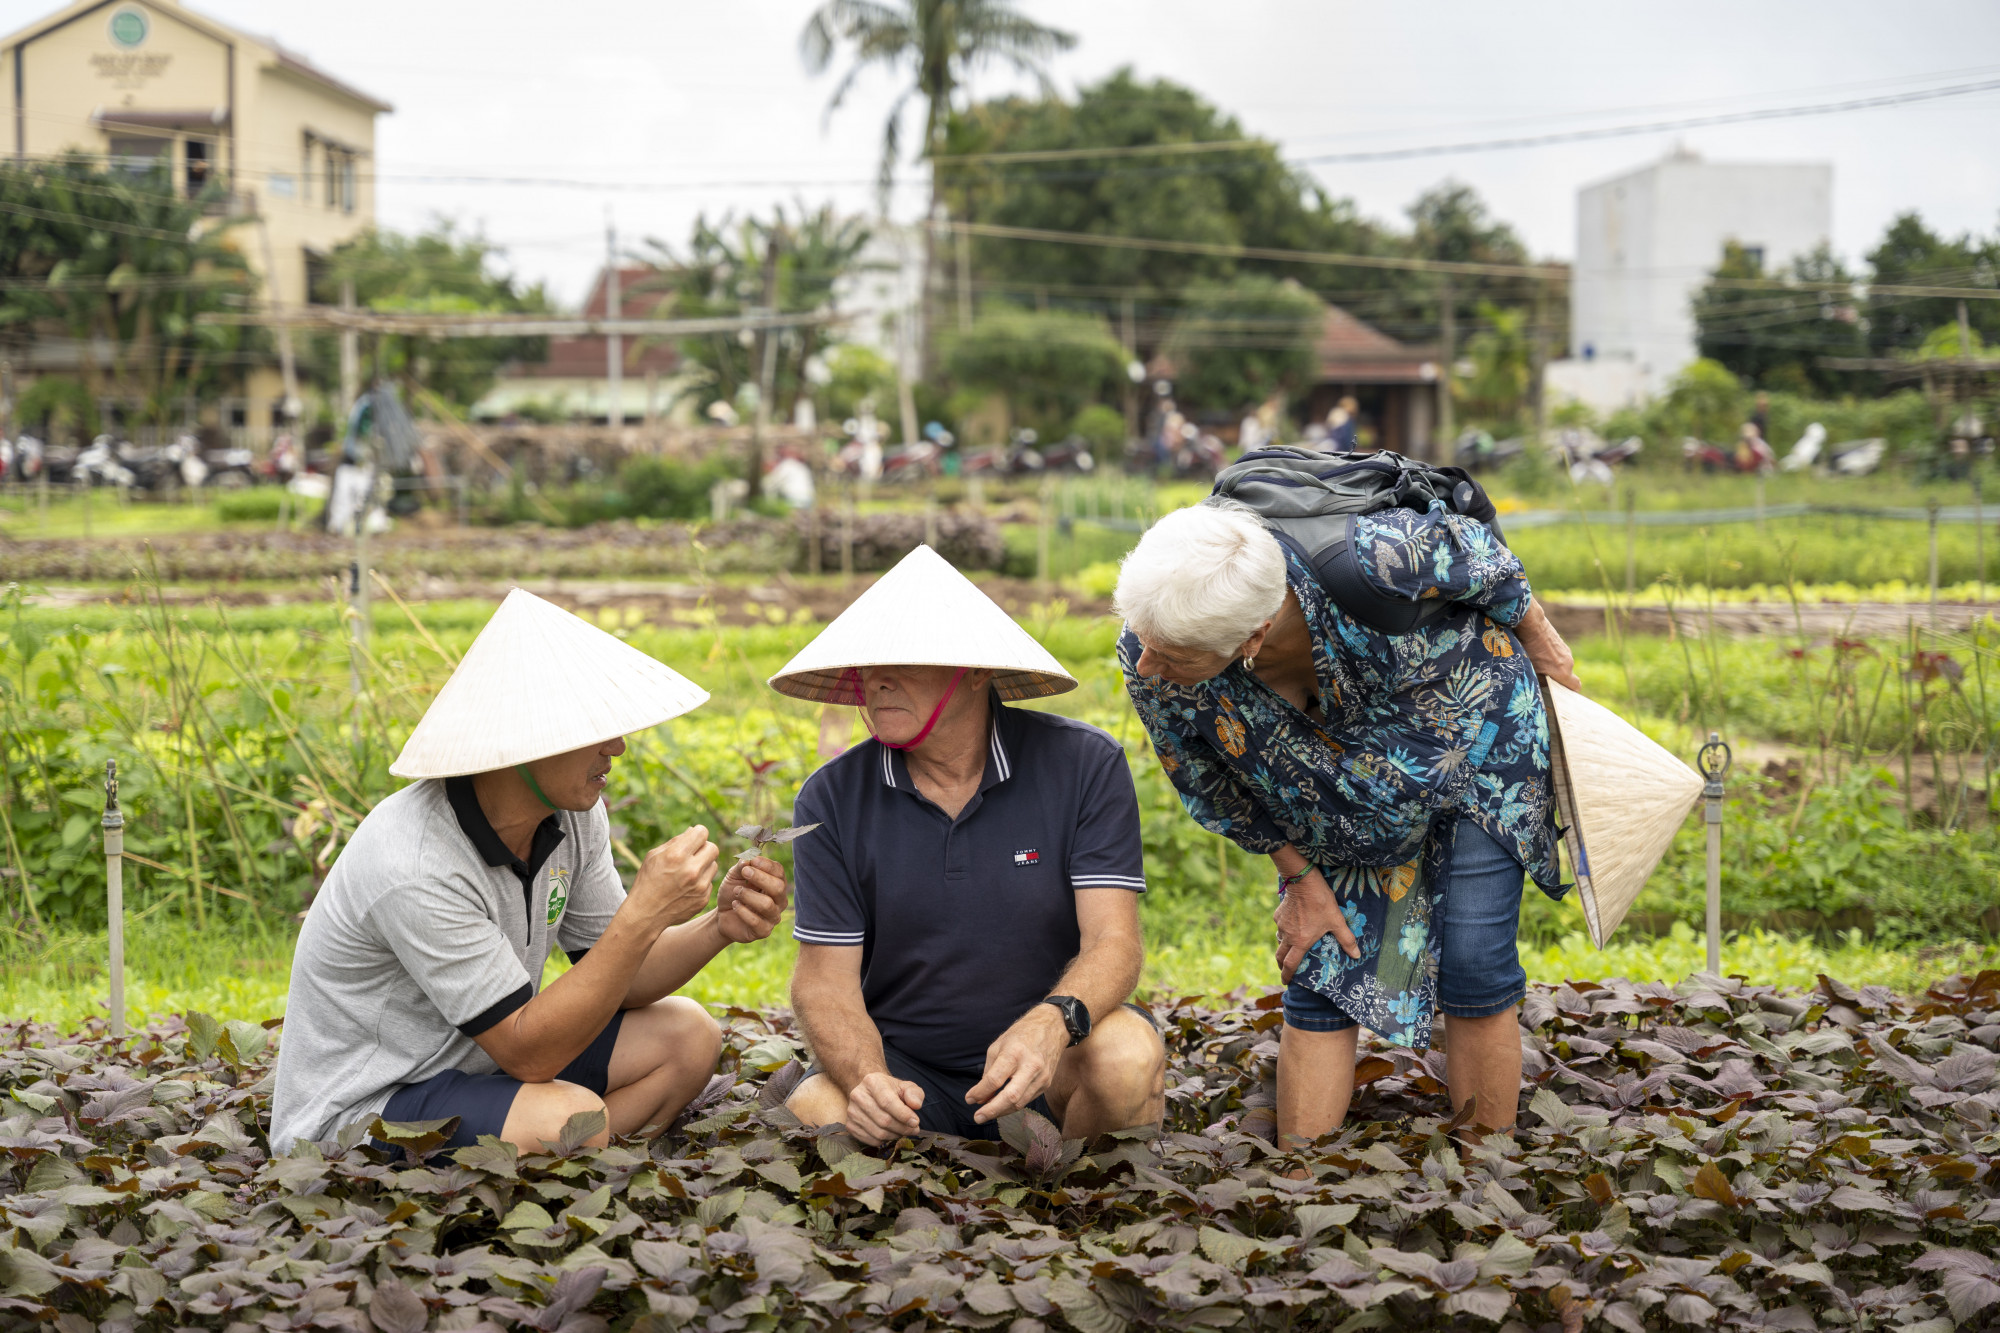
14 0 2000 305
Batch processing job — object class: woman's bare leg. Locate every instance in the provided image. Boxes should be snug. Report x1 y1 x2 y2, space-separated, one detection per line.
1442 1008 1522 1130
1276 1024 1358 1147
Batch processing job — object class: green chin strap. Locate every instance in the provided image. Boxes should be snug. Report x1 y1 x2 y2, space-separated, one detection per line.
514 765 559 811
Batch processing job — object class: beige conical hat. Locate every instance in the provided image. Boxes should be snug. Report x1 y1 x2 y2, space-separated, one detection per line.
390 588 710 779
1542 678 1703 948
769 545 1076 704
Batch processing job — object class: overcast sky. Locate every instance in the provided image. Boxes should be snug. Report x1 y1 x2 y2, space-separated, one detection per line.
18 0 2000 304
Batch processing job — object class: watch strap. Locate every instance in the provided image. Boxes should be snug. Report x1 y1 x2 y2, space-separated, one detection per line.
1041 995 1089 1046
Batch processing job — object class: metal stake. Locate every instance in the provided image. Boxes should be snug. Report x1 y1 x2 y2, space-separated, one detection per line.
1928 497 1941 632
1697 733 1733 978
101 760 125 1040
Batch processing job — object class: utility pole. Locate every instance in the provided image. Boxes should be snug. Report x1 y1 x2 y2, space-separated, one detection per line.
605 213 623 430
1437 278 1457 450
955 218 972 332
339 280 359 421
750 227 782 491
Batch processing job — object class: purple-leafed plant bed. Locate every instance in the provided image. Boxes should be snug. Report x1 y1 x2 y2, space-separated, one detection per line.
2 972 1997 1331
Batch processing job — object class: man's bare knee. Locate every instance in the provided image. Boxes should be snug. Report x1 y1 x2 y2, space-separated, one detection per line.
784 1071 849 1129
503 1080 609 1152
654 996 723 1067
1073 1009 1167 1117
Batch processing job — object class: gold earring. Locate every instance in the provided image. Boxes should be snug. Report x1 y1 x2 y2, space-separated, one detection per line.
1242 655 1256 671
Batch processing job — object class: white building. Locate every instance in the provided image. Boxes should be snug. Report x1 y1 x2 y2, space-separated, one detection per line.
832 222 925 381
1559 148 1831 405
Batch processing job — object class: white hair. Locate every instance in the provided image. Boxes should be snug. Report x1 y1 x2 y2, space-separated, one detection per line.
1114 500 1287 656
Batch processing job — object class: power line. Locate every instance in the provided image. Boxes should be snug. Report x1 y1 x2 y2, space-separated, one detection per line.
931 76 2000 171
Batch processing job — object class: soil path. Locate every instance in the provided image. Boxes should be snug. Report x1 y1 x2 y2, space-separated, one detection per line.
24 579 1997 636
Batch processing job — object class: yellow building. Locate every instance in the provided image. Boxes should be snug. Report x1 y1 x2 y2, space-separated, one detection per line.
0 0 389 435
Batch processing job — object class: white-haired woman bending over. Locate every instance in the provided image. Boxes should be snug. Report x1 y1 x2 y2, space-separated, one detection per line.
1116 498 1578 1145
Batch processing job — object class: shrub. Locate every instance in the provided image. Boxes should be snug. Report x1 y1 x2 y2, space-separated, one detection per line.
1068 403 1126 453
944 306 1128 434
614 454 739 521
215 489 319 523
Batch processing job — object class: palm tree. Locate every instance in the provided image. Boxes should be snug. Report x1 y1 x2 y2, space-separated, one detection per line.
800 0 1074 370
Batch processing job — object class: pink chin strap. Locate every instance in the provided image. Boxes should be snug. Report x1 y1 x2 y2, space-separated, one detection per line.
843 666 970 750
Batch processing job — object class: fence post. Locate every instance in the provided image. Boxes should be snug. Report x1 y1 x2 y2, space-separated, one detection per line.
1975 472 1985 603
101 759 125 1041
1037 475 1054 593
839 484 854 588
1697 733 1732 978
1928 497 1941 631
1624 486 1637 596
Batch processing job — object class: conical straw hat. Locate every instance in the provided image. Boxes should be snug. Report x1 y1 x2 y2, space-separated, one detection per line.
769 545 1076 704
390 588 710 779
1541 678 1703 949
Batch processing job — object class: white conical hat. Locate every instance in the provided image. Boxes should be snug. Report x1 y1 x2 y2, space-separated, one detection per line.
390 588 710 779
1542 678 1704 948
769 545 1076 704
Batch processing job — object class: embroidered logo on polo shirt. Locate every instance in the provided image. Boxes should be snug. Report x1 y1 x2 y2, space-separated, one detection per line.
545 867 571 924
1013 849 1040 867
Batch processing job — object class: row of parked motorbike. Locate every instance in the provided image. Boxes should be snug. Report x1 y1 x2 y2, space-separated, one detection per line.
1454 421 1889 484
0 433 282 492
828 424 1103 484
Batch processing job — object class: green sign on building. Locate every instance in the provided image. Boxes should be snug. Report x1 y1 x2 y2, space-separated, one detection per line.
108 7 149 49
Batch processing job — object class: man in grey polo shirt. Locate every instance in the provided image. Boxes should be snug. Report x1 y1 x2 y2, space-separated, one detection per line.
270 590 790 1155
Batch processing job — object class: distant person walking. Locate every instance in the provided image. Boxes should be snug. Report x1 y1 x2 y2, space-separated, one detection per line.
1328 396 1360 450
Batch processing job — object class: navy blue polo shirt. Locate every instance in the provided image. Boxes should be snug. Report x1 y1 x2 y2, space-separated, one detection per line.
790 700 1146 1073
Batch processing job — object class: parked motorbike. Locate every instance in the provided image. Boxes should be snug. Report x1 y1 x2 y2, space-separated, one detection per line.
1780 423 1826 472
1453 429 1526 473
1683 431 1775 475
1827 437 1887 477
74 436 138 488
962 429 1047 477
1037 434 1096 474
878 439 944 483
201 446 258 489
1167 428 1227 480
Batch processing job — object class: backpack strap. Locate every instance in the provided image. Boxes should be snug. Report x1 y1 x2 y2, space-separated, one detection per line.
1265 514 1450 637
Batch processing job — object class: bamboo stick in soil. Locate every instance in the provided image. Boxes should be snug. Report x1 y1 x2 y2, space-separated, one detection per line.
102 760 125 1040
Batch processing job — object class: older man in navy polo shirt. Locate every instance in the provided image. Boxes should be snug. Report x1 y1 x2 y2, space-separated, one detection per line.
768 547 1166 1145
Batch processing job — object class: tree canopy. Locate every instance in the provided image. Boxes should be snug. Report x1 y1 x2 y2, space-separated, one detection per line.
311 222 551 413
943 304 1126 431
1162 275 1324 413
1692 241 1867 396
942 68 1386 346
635 202 872 421
801 0 1074 205
0 155 256 423
1864 212 2000 357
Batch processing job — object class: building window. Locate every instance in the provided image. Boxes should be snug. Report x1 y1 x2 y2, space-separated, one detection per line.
1741 245 1766 272
184 137 213 195
339 154 355 213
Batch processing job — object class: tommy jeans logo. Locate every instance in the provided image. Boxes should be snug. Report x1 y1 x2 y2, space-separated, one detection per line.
1013 849 1040 867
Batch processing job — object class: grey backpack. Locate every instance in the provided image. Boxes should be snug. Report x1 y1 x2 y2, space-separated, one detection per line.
1209 448 1501 635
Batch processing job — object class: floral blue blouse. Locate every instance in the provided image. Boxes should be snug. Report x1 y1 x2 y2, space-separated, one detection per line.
1119 503 1563 1048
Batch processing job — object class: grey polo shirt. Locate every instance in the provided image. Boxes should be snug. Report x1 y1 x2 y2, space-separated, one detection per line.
268 778 625 1153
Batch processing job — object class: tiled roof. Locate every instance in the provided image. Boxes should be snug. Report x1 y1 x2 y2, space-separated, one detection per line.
506 266 681 380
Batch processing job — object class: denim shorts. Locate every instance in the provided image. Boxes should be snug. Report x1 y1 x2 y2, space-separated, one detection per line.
1283 821 1527 1031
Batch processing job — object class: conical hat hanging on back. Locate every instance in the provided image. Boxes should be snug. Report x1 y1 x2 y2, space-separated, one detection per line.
1542 678 1703 949
769 545 1076 704
391 588 710 779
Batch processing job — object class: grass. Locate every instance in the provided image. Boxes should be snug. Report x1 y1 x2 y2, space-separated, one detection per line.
7 910 1994 1033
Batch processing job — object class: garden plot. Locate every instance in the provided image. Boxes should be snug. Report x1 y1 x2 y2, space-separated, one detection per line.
2 973 1998 1331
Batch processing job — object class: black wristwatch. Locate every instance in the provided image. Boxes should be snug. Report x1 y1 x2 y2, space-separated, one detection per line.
1041 995 1091 1047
